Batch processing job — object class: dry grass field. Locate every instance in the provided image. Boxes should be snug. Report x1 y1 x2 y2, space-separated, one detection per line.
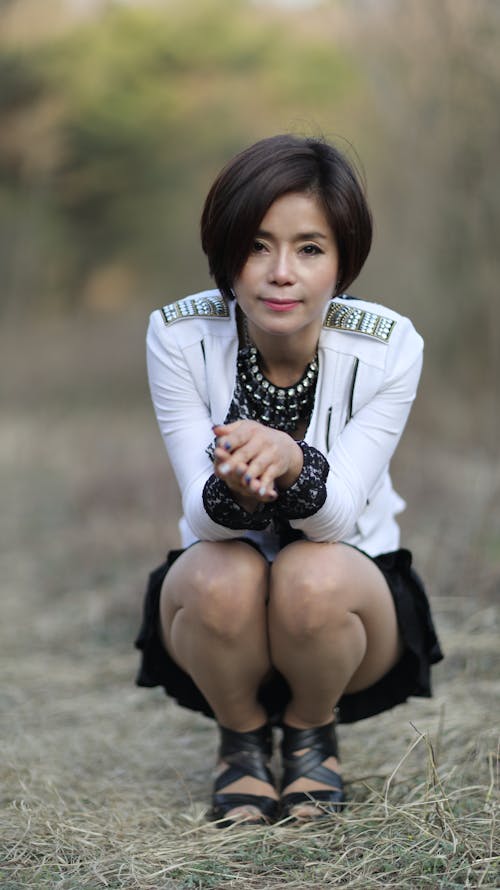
1 310 498 889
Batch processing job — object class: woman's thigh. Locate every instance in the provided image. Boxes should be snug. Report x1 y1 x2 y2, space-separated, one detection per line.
270 541 403 693
159 539 269 658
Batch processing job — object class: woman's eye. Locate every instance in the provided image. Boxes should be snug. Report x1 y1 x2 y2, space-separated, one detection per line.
252 240 266 253
301 244 322 256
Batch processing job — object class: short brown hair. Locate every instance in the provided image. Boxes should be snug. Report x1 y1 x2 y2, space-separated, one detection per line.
200 134 372 300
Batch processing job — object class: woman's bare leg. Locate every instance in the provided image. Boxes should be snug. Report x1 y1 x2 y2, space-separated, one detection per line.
159 540 277 816
269 541 402 815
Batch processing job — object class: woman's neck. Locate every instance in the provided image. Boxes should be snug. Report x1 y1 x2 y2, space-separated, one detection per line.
241 319 320 388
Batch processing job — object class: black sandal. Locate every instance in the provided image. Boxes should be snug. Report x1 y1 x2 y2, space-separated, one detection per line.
209 724 279 828
279 722 345 821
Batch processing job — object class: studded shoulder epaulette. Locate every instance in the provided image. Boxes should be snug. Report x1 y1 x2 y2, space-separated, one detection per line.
323 301 395 342
161 295 230 325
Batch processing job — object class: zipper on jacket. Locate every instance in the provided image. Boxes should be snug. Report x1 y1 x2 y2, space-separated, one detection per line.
325 406 332 451
200 338 211 415
346 357 359 424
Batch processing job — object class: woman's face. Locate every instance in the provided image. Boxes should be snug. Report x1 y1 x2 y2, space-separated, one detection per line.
234 191 339 347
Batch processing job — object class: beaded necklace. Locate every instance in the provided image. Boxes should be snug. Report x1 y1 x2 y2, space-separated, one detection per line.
237 331 319 434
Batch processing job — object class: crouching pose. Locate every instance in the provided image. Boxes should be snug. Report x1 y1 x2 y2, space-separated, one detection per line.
135 134 443 826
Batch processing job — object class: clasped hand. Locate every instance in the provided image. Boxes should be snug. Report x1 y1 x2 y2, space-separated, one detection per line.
212 420 303 505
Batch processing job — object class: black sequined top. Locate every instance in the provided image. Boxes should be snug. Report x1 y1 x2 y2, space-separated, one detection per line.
202 353 330 534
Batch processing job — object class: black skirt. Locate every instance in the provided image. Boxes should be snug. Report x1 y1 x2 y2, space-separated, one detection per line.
134 545 443 724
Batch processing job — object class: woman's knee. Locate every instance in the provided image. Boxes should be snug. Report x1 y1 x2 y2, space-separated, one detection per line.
177 541 269 640
269 542 351 639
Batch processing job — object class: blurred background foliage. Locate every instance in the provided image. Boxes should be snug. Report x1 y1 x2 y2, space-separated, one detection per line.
0 0 499 439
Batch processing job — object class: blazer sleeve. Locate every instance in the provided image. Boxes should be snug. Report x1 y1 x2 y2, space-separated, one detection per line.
146 312 255 541
290 319 424 542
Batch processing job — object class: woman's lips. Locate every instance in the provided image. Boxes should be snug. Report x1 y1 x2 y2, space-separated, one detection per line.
261 299 299 312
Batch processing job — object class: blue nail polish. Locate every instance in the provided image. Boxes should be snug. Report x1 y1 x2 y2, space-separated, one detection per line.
244 474 252 484
224 442 232 452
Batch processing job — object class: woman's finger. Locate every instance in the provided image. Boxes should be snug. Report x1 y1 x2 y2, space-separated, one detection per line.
244 442 287 481
254 464 282 495
214 435 263 468
214 452 278 501
215 467 276 502
212 419 263 453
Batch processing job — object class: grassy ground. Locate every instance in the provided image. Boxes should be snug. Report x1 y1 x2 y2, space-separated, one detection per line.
1 311 498 889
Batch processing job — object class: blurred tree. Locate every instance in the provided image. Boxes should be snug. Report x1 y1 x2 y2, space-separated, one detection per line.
0 0 357 311
351 0 500 398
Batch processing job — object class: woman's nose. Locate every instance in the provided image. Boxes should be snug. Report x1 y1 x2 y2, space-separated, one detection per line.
268 249 296 285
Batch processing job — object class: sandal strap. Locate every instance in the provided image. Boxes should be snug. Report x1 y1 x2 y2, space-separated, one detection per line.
219 724 273 759
211 792 278 824
281 722 339 759
280 783 345 820
215 724 274 792
281 722 340 790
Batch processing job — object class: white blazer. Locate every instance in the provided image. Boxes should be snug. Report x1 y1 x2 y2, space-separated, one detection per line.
146 289 423 558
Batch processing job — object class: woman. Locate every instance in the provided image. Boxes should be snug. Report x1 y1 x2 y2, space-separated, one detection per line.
135 134 443 827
